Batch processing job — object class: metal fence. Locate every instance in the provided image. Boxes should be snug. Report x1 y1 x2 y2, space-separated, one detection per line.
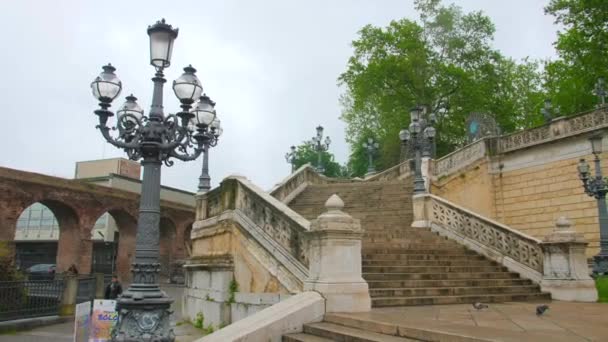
76 276 96 304
0 280 64 321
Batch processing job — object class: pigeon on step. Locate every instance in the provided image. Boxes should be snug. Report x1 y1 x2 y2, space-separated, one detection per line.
472 302 488 310
536 305 549 316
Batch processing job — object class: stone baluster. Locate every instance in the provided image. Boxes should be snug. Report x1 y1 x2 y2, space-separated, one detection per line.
540 217 598 302
304 194 371 313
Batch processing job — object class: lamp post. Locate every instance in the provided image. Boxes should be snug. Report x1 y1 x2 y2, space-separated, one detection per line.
90 19 211 341
363 137 379 176
594 77 607 108
192 94 222 193
578 133 608 275
285 145 297 173
311 125 331 173
400 106 436 194
399 129 410 162
541 99 553 124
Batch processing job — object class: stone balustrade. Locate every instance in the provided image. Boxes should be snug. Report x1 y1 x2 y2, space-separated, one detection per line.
412 193 544 282
363 159 414 182
500 107 608 153
197 175 312 268
433 138 491 178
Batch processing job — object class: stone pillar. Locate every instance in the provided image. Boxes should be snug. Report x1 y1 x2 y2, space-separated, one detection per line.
540 217 598 302
411 194 429 228
59 275 79 316
304 194 371 313
421 156 431 192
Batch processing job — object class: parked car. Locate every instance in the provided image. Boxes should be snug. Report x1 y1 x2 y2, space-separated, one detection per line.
26 264 56 280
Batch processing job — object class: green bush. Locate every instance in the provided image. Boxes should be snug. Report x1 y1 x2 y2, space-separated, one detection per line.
193 312 204 329
597 276 608 303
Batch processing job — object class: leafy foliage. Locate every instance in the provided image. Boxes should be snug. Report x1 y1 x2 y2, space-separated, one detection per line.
544 0 608 115
292 140 347 178
339 0 545 170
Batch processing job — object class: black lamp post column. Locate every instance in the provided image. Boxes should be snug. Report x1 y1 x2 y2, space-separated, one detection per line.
90 19 212 341
363 138 379 176
195 94 221 194
285 146 297 173
402 106 435 195
578 133 608 275
311 125 331 173
198 143 211 192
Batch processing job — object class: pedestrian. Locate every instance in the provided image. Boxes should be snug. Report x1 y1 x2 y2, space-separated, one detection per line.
104 274 123 299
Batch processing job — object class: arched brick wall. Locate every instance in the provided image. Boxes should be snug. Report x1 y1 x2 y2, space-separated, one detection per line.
0 167 194 277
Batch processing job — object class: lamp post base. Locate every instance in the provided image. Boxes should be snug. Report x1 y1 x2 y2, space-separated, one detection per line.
592 254 608 275
112 289 175 342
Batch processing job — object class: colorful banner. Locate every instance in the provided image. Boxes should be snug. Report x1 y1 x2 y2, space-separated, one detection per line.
73 301 91 342
89 299 118 342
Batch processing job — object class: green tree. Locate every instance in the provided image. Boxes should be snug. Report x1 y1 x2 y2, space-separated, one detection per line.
292 141 345 178
544 0 608 114
339 0 545 170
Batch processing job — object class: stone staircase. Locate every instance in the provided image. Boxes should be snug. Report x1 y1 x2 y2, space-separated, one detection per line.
288 180 550 307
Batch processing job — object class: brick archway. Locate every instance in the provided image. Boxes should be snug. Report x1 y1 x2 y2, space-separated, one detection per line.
0 167 195 277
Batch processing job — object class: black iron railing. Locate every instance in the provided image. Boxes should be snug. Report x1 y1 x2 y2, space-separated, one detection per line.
76 276 96 304
0 280 63 321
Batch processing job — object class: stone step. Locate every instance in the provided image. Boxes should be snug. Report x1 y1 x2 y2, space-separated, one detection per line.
301 322 420 342
369 285 541 297
366 278 534 289
362 272 520 281
362 248 474 255
362 254 486 261
282 333 334 342
362 243 463 249
362 265 507 273
371 292 551 306
362 259 497 266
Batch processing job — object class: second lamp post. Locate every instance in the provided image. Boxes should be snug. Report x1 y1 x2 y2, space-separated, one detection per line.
577 133 608 275
312 125 331 173
400 106 436 194
192 94 222 193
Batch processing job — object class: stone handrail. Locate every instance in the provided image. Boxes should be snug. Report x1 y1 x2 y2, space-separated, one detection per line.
433 138 490 178
415 194 543 279
499 107 608 153
269 164 329 203
364 159 413 182
200 175 312 269
270 164 364 203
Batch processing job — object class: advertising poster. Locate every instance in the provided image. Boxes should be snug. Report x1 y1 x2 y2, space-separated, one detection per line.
73 301 91 342
89 300 118 342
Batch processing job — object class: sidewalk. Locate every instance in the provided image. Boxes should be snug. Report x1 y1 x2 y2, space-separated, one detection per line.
329 301 608 341
0 284 204 342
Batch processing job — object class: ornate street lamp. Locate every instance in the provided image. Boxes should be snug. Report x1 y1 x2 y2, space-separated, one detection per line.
285 145 297 173
400 106 436 194
363 137 379 176
311 125 331 173
90 19 210 341
192 94 222 193
594 77 607 108
541 99 553 124
578 132 608 275
398 129 410 162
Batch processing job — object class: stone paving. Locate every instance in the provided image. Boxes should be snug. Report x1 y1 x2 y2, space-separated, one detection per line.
331 301 608 341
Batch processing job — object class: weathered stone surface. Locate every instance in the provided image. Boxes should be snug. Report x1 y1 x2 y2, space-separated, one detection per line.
304 194 371 313
197 292 324 342
540 217 598 302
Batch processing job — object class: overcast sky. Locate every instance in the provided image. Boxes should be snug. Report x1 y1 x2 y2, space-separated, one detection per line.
0 0 557 192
